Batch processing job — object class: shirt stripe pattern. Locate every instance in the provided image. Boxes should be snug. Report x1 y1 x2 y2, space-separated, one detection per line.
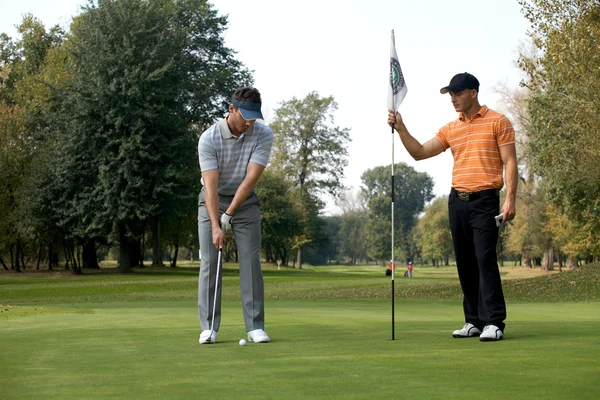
434 105 515 192
198 118 274 195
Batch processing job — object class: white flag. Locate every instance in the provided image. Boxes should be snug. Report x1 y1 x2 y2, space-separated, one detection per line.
387 30 407 112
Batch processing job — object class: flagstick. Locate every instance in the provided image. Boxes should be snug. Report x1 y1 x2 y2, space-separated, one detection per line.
391 124 395 341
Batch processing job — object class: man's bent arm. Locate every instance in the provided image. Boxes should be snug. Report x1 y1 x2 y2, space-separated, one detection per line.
226 162 266 215
389 111 444 161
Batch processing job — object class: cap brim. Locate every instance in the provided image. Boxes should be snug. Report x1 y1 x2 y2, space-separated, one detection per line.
239 108 263 121
440 85 476 94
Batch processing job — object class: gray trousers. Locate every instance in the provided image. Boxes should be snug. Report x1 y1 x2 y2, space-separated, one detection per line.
197 190 264 332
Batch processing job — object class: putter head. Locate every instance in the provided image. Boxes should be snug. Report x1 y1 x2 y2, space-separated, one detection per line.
495 214 504 227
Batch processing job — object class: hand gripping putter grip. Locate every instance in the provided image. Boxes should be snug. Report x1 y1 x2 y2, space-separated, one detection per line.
495 213 514 227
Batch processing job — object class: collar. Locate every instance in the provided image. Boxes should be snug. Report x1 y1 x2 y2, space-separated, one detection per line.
459 105 489 122
218 117 254 139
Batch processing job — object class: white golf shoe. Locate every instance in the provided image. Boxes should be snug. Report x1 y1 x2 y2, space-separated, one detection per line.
452 323 482 338
479 325 504 342
248 329 270 343
199 330 217 344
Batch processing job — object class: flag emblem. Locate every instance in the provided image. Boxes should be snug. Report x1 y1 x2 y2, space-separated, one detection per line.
390 58 405 95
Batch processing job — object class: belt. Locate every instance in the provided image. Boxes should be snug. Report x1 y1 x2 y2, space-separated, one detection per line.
451 188 499 202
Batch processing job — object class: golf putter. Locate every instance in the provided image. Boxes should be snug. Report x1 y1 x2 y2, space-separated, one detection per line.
495 213 514 227
208 247 223 343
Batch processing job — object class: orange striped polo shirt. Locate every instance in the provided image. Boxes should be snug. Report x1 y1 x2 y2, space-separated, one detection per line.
434 105 515 193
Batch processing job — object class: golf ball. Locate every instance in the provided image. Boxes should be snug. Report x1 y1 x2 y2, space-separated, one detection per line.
239 339 247 346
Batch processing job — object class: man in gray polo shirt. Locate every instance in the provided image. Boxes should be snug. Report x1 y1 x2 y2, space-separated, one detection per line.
197 87 274 344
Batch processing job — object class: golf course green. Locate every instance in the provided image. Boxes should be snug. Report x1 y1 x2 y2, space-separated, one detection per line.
1 263 599 399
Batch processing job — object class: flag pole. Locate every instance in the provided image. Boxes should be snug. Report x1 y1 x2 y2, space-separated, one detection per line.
390 29 396 342
388 28 406 341
391 122 395 341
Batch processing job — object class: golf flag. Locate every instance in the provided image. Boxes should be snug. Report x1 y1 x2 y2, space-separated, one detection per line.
388 30 407 112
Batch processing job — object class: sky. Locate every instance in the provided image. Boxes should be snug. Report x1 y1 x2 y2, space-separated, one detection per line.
1 0 531 214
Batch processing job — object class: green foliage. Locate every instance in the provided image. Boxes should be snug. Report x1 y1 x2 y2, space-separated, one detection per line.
270 91 351 267
0 103 27 248
338 209 368 264
270 91 351 197
519 0 600 237
360 163 434 263
39 0 250 270
254 169 301 265
417 196 453 265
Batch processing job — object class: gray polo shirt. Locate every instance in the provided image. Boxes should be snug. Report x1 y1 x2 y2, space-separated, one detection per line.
198 118 274 195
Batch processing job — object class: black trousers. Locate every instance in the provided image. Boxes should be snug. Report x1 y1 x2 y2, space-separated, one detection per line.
448 188 506 332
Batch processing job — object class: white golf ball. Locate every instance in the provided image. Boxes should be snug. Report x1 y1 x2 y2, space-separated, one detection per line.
239 339 247 346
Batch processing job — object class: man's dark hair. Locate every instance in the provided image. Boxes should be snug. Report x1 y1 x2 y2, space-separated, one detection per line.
233 87 261 104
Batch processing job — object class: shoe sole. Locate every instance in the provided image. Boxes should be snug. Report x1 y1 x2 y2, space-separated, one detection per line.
452 334 480 338
479 336 503 342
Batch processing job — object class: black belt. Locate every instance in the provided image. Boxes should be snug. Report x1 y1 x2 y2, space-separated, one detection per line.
451 188 499 202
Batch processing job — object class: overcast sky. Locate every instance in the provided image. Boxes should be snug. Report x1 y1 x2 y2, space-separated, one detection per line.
1 0 531 214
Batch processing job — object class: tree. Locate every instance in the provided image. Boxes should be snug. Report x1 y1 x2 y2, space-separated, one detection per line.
360 163 434 263
0 102 27 271
270 92 350 268
0 16 65 271
518 0 600 250
417 196 453 266
254 169 301 266
52 0 250 272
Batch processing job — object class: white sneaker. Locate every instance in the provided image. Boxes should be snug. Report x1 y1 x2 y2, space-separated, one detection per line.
199 330 217 344
452 323 482 338
248 329 270 343
480 325 504 342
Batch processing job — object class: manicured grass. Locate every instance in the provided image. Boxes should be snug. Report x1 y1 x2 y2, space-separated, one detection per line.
1 263 599 399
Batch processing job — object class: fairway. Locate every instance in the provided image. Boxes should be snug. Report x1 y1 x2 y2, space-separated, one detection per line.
1 265 599 399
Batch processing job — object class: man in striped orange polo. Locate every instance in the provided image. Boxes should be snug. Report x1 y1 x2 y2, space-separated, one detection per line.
387 72 517 342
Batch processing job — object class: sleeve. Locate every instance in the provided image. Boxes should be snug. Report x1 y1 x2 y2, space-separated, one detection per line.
496 116 515 147
198 129 218 172
249 127 274 167
434 123 451 151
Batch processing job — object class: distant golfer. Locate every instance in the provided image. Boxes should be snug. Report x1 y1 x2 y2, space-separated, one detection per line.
197 87 273 344
387 73 517 341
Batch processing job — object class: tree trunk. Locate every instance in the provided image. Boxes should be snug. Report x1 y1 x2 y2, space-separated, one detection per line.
557 249 563 272
0 254 8 270
522 252 532 268
14 242 21 272
63 242 70 270
10 245 15 271
541 247 554 271
118 223 133 273
82 239 99 269
67 241 81 274
48 244 52 270
296 246 303 269
151 215 164 267
566 255 578 269
37 243 42 270
130 238 144 268
171 243 179 268
19 241 26 269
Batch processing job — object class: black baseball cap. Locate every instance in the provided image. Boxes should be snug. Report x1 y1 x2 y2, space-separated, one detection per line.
440 72 480 94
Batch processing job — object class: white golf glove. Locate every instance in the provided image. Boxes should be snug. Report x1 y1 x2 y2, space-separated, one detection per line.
220 213 233 232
